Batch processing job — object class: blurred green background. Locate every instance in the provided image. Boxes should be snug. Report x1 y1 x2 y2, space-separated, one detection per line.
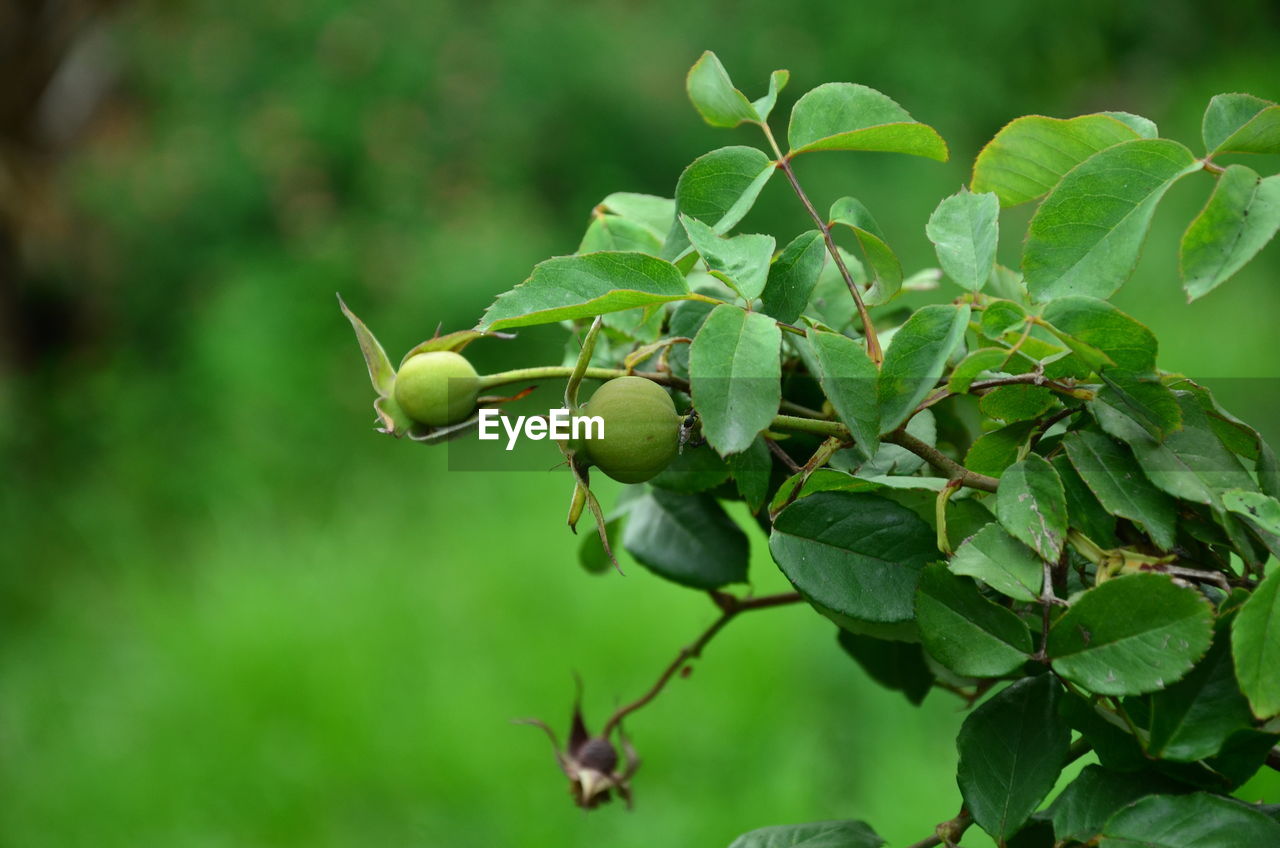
2 1 1279 845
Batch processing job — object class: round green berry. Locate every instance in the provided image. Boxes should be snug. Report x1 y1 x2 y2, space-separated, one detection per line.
393 351 480 427
582 376 680 484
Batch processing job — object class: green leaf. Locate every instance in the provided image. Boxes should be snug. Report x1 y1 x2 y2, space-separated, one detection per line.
1094 371 1183 441
1099 792 1280 847
649 442 731 494
1223 489 1280 538
579 515 622 574
578 214 664 254
949 522 1044 603
662 146 776 261
1048 573 1214 696
1040 297 1158 375
338 295 396 396
925 189 1000 291
1101 111 1160 139
1053 453 1120 548
1180 165 1280 301
948 348 1010 393
786 83 948 160
760 230 826 324
481 252 690 330
956 675 1070 841
1023 139 1200 301
685 50 759 129
1202 93 1280 156
978 385 1055 422
1232 567 1280 718
878 304 970 433
726 436 772 513
726 820 885 848
996 454 1067 562
805 246 867 329
1049 766 1178 844
829 197 903 303
680 214 776 300
770 491 936 625
964 420 1037 477
979 300 1028 339
752 69 790 124
1063 430 1177 551
915 564 1032 676
621 488 748 589
1147 614 1255 761
595 192 675 236
837 630 933 706
689 305 781 455
805 329 880 455
971 113 1144 207
1094 392 1256 507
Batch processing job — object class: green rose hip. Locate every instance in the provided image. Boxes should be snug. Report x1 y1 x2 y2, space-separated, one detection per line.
582 376 680 484
393 351 480 427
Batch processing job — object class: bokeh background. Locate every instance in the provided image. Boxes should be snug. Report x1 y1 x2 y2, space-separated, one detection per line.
2 1 1279 846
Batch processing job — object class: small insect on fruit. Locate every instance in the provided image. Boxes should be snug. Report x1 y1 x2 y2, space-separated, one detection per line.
393 351 480 427
581 376 680 484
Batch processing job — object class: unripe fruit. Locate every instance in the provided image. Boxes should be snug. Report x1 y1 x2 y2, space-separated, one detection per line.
393 351 480 427
582 376 680 484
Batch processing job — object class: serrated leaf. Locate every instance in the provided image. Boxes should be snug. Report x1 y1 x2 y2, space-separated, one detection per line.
964 420 1037 477
578 213 664 254
680 214 775 300
1101 111 1159 139
805 328 880 455
1048 766 1179 844
1023 139 1200 301
685 50 759 128
727 820 885 848
1094 371 1183 441
662 146 776 261
956 675 1070 841
948 348 1010 393
925 189 999 291
837 630 933 706
1147 614 1255 761
1094 392 1256 506
787 83 948 160
878 304 970 433
480 252 690 330
971 113 1144 207
915 563 1032 676
1202 93 1280 156
621 488 748 589
1232 567 1280 719
1063 430 1177 550
979 385 1055 422
996 454 1067 562
829 197 903 304
1040 296 1157 375
1053 453 1120 548
769 491 936 625
689 305 781 455
949 522 1043 603
1099 792 1280 847
760 230 826 324
1222 488 1280 537
726 436 772 513
1181 165 1280 301
1048 573 1214 696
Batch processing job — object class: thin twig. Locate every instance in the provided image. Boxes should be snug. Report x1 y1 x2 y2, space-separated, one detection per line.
905 809 972 848
600 591 803 736
758 123 882 365
885 429 1000 493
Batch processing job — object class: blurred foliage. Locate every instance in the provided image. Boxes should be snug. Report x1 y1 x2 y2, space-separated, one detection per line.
2 0 1279 845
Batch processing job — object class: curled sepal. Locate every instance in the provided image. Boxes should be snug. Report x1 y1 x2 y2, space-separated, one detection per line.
513 681 641 810
338 294 396 397
565 316 605 410
555 437 621 574
400 328 514 367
